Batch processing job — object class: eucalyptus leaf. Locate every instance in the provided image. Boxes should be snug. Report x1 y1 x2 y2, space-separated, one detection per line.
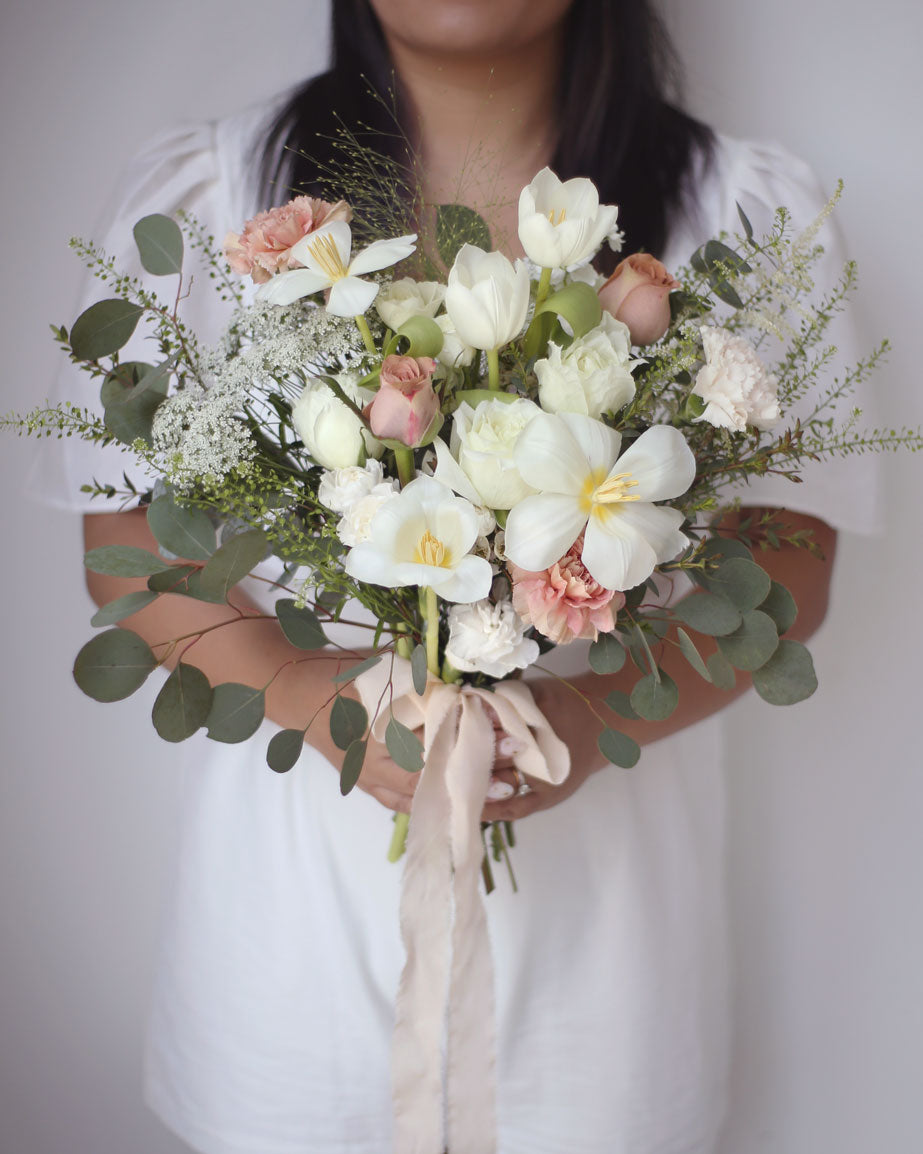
330 696 368 751
760 580 798 635
90 590 159 627
435 203 491 267
386 717 424 772
703 557 772 612
676 628 712 681
183 570 229 604
700 536 752 564
205 683 266 743
672 592 741 636
597 728 641 769
604 689 639 721
147 563 198 593
630 670 679 721
737 201 755 241
339 739 367 795
73 629 158 702
332 655 382 683
706 650 736 690
410 644 429 695
588 631 626 675
716 609 779 672
198 529 269 600
152 663 213 742
70 299 143 361
85 544 170 577
752 640 817 705
147 494 216 561
133 213 184 276
276 599 328 650
267 729 306 774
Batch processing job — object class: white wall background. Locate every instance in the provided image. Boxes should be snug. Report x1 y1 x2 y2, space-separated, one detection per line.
1 2 920 1152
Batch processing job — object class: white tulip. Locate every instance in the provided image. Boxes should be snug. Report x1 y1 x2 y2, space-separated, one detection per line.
375 278 446 330
444 245 530 352
434 312 476 368
517 168 620 270
291 373 381 470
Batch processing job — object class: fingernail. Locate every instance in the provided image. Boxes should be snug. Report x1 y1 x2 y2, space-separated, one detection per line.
497 737 522 757
486 778 515 801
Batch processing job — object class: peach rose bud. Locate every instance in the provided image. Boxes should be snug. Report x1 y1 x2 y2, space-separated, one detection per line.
598 253 680 346
367 355 440 448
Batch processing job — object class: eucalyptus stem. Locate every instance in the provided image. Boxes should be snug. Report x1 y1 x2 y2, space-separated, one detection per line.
487 347 500 390
424 586 440 675
394 446 415 488
354 314 377 355
535 266 553 309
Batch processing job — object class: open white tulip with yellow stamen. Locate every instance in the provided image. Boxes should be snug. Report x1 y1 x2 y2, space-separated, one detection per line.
343 475 492 603
504 412 697 592
517 168 621 270
256 220 417 317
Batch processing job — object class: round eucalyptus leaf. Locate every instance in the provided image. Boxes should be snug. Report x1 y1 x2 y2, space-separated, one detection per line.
198 529 269 600
717 610 779 672
700 535 752 564
340 739 367 796
604 689 639 721
205 683 266 743
435 203 491 268
73 629 158 702
760 580 798 635
100 358 172 445
133 213 184 276
752 640 817 705
152 663 213 742
182 570 228 604
267 729 306 774
330 696 368 752
589 631 627 675
410 644 429 696
147 495 216 561
276 599 328 650
597 728 641 769
85 544 169 577
147 563 198 593
91 590 159 627
706 650 736 690
70 299 143 361
676 628 711 681
672 592 741 637
701 557 771 612
630 670 679 721
386 717 424 772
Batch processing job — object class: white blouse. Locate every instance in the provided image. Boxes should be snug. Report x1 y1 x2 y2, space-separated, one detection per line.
39 99 877 1154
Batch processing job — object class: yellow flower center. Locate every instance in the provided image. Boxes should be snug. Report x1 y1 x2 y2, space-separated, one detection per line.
308 232 349 282
547 207 567 225
581 470 640 519
414 530 450 568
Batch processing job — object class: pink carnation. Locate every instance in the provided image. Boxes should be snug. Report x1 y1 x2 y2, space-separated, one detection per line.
509 536 625 645
223 196 352 284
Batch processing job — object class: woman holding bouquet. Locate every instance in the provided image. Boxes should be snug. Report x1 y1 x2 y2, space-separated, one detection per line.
46 1 874 1151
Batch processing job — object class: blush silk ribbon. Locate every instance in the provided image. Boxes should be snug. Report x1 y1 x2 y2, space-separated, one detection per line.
357 657 571 1154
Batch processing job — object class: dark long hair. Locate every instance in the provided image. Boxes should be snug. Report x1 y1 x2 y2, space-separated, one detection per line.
257 0 713 265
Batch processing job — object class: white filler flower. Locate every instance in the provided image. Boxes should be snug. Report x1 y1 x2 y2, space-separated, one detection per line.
518 168 620 269
343 475 492 602
257 220 417 317
445 599 539 678
504 412 696 592
692 326 781 432
444 245 530 352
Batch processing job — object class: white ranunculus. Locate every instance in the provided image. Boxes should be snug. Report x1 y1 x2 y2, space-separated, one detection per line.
434 312 476 368
291 373 382 470
444 245 530 352
375 278 446 330
445 599 540 678
343 475 492 602
317 459 387 514
449 398 542 510
517 168 620 270
536 315 639 419
337 484 400 546
692 326 781 432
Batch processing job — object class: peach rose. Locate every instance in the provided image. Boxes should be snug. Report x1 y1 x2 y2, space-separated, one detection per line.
509 536 625 645
598 253 679 346
223 196 352 284
366 355 440 447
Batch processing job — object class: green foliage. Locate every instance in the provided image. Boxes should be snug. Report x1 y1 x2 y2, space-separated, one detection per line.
752 640 817 705
597 728 641 769
716 610 779 671
760 581 798 634
330 696 368 751
275 599 328 650
339 740 367 795
410 644 428 696
385 717 424 772
100 359 171 445
676 628 711 681
73 629 158 702
630 670 679 721
70 299 143 360
152 663 213 742
85 544 169 577
197 529 268 600
266 729 306 773
588 631 626 675
605 689 639 721
435 204 491 268
706 650 736 690
133 214 184 277
147 493 216 560
672 593 741 636
332 655 383 683
90 590 159 627
205 683 266 743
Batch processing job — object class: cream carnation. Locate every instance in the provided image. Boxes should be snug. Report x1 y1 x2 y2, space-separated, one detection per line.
692 326 781 432
445 599 539 678
317 459 387 514
337 484 400 547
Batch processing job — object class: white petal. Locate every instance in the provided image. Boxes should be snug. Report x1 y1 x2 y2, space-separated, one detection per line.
326 275 379 317
513 412 589 495
291 219 352 273
433 437 482 505
503 494 587 572
348 234 418 276
256 268 328 305
433 554 493 603
581 509 658 592
613 425 696 502
557 411 622 476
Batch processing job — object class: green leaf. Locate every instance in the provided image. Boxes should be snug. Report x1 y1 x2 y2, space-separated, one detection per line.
100 358 172 445
90 590 159 626
672 592 742 636
198 529 268 600
737 201 755 241
706 650 736 690
588 631 626 675
700 536 752 564
752 640 817 705
275 599 328 650
147 494 216 561
133 213 184 276
630 670 679 721
386 717 424 772
73 629 158 702
604 689 639 721
147 563 198 592
385 315 444 359
676 627 711 681
435 203 491 267
182 570 228 604
597 727 641 768
85 544 170 577
410 644 428 695
267 729 305 773
703 557 772 612
152 663 213 742
332 655 382 683
522 281 602 358
760 581 798 635
70 299 143 360
339 739 367 795
716 609 779 672
330 696 368 751
205 683 266 743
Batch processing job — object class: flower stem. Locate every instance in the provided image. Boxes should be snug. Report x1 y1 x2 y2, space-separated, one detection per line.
487 347 500 390
535 266 553 309
388 812 410 862
394 446 415 488
354 314 378 355
424 586 440 675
